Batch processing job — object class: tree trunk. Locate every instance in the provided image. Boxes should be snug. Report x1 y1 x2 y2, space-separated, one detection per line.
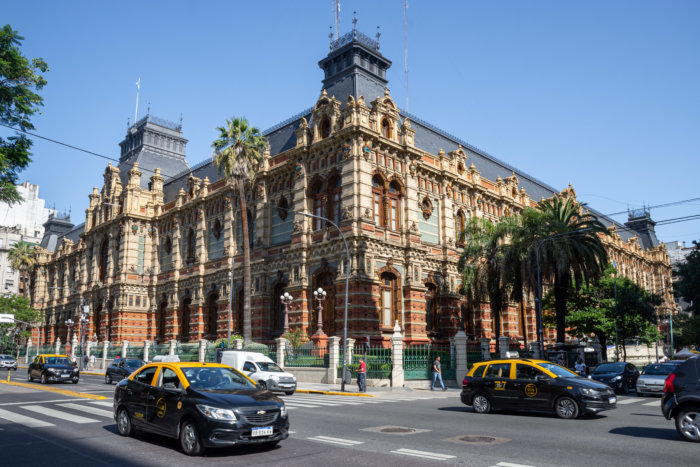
554 275 569 344
520 296 528 348
622 342 627 361
237 179 252 345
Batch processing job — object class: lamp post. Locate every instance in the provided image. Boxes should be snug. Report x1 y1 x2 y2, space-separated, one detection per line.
313 287 327 335
65 318 74 346
79 311 89 370
51 287 89 366
280 292 293 333
274 203 351 392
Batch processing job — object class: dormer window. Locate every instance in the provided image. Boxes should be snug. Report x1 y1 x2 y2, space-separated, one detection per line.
381 118 392 139
320 117 331 139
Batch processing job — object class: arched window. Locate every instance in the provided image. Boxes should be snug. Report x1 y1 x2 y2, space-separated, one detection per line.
310 181 325 230
328 175 342 226
186 229 195 264
164 236 172 254
270 282 285 336
320 116 331 139
455 211 466 246
372 176 402 231
206 293 219 338
425 283 439 332
387 181 401 231
380 273 399 328
179 294 191 340
157 299 167 341
381 118 392 139
99 238 109 282
277 196 289 220
372 176 383 226
94 305 103 341
212 219 222 240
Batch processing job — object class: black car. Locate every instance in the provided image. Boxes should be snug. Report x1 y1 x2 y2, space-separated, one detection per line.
460 359 617 419
114 362 289 455
662 356 700 442
590 362 640 393
105 358 145 384
27 354 79 384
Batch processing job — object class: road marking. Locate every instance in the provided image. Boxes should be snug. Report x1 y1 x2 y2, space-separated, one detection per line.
57 403 113 418
22 405 99 424
0 398 86 406
0 407 55 428
284 402 322 408
643 401 660 406
494 462 537 467
308 435 364 447
391 448 455 460
616 399 640 404
293 397 362 406
0 380 108 400
89 401 114 407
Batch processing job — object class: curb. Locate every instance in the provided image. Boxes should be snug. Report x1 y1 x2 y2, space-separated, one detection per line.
295 389 375 397
0 379 108 400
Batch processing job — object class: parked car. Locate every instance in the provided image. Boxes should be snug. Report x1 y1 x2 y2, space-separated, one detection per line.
661 356 700 442
105 358 146 384
220 351 297 395
27 354 79 384
114 362 289 455
590 362 639 393
460 358 616 419
0 354 17 370
636 362 682 396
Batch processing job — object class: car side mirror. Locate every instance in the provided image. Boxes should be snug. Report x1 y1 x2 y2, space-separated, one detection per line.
536 375 550 382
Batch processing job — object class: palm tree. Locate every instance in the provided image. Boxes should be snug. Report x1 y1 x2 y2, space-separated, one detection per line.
458 216 520 351
8 240 37 297
518 197 609 344
212 117 269 345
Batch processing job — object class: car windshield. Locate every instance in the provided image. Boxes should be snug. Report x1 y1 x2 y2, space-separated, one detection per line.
46 357 71 365
1 356 13 360
182 367 256 391
593 363 625 373
643 364 676 375
124 359 145 370
257 361 283 372
536 362 578 378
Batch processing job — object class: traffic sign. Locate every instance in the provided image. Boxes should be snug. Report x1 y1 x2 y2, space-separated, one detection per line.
0 313 14 323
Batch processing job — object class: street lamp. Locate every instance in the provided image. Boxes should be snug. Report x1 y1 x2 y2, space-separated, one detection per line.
313 288 327 336
280 292 293 333
65 318 74 345
50 286 90 368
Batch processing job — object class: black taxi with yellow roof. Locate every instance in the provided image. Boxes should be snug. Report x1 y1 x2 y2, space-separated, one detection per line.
113 361 289 455
28 354 79 384
461 358 617 419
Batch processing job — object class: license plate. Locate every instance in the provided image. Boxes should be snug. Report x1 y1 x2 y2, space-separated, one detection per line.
252 427 273 437
62 374 70 378
609 397 617 404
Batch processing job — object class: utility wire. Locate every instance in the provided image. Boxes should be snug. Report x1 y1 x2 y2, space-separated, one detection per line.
604 197 700 217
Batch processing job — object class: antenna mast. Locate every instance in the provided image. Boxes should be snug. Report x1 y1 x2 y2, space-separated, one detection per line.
134 77 141 126
334 0 340 40
403 1 409 112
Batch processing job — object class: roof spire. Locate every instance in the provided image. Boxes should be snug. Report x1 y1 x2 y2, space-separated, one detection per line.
329 25 333 50
376 26 381 50
352 11 357 38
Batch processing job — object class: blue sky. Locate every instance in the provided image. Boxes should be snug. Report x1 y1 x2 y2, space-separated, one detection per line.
4 1 699 246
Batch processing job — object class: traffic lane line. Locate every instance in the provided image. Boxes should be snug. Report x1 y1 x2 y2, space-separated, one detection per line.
391 448 456 460
295 389 375 397
0 380 108 400
308 435 364 446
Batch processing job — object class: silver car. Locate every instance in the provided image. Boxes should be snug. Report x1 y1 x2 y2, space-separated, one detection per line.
636 363 680 396
0 354 18 370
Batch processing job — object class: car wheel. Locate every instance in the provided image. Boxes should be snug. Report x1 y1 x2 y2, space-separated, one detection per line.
555 396 580 419
27 372 33 382
258 381 267 391
675 407 700 442
72 377 79 384
40 373 47 384
180 419 204 456
285 390 295 396
105 373 112 384
116 407 134 437
472 394 491 414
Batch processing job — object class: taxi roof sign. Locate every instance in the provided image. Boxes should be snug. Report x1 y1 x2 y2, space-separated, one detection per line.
152 355 180 363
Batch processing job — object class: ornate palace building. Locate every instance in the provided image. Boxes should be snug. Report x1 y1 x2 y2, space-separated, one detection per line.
30 28 674 347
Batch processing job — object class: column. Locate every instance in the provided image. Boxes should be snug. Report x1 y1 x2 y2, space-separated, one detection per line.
198 339 207 362
233 338 243 350
143 340 150 362
480 338 491 361
499 336 510 359
101 341 109 370
390 321 404 388
454 331 467 385
71 335 78 359
121 341 129 358
55 337 62 355
275 337 286 369
529 342 541 360
327 336 340 385
169 339 177 356
25 340 32 364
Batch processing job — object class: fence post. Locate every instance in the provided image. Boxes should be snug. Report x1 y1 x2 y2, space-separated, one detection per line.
327 336 340 385
390 321 404 388
233 338 243 350
169 339 177 355
454 331 467 386
198 339 207 362
275 337 286 369
71 334 79 358
101 341 109 369
480 338 491 361
499 336 510 359
592 339 603 364
55 337 62 355
529 342 541 359
25 340 32 363
143 340 150 362
345 338 355 363
122 341 129 358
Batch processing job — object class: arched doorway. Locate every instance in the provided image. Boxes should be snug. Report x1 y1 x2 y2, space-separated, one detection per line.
205 293 219 338
311 272 336 335
157 299 168 342
179 293 191 340
270 282 285 337
94 305 103 341
425 282 439 334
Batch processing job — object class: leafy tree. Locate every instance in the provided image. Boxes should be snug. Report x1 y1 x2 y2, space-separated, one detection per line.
0 25 48 204
669 313 700 350
517 197 609 344
674 240 700 314
212 117 268 345
7 240 36 297
0 294 39 352
458 216 520 350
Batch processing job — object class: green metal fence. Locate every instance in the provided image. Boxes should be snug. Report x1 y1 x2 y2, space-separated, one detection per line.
106 345 122 359
285 344 329 368
91 345 104 359
126 346 144 359
39 345 53 354
18 346 27 357
151 343 169 360
403 343 455 380
204 342 218 362
176 343 200 362
338 345 391 379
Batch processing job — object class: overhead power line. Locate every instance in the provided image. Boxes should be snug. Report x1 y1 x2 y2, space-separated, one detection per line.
604 197 700 217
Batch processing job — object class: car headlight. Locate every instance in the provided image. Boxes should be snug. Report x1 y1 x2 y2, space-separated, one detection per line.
613 375 623 381
580 388 598 396
48 368 59 373
196 404 237 421
280 404 287 417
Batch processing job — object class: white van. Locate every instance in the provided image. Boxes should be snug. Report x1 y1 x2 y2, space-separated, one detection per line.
220 351 297 395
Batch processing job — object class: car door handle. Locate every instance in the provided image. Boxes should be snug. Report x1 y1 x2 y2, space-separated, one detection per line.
127 390 133 396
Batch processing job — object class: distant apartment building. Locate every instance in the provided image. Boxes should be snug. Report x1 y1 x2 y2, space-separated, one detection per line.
0 182 56 295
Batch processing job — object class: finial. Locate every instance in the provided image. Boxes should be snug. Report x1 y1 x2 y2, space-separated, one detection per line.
147 102 151 117
329 26 333 50
353 11 357 38
376 26 381 50
127 118 130 128
179 113 183 130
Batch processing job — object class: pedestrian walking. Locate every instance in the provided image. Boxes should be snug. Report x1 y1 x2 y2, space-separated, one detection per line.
83 354 89 370
356 358 366 393
431 355 447 391
89 354 96 370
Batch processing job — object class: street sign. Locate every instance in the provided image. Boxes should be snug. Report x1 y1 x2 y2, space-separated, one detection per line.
0 313 14 323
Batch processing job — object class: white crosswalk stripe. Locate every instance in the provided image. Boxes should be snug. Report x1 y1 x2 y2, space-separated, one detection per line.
643 400 660 406
90 400 114 407
494 462 537 467
57 403 113 418
22 405 99 424
308 435 364 446
391 448 455 460
0 407 54 428
616 398 640 405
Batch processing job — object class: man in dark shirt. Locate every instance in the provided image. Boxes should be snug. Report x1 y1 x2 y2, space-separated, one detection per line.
431 356 447 391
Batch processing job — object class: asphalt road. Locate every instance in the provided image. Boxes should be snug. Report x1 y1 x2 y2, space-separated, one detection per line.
0 370 695 466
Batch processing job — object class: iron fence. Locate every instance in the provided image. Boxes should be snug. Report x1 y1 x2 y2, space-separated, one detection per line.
126 346 144 359
285 343 329 368
403 343 455 380
151 343 169 360
338 345 391 379
176 343 200 362
106 346 122 359
91 345 104 359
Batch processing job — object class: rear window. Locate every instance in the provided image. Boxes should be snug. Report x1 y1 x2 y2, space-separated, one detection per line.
484 363 511 378
471 365 486 377
642 364 676 375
